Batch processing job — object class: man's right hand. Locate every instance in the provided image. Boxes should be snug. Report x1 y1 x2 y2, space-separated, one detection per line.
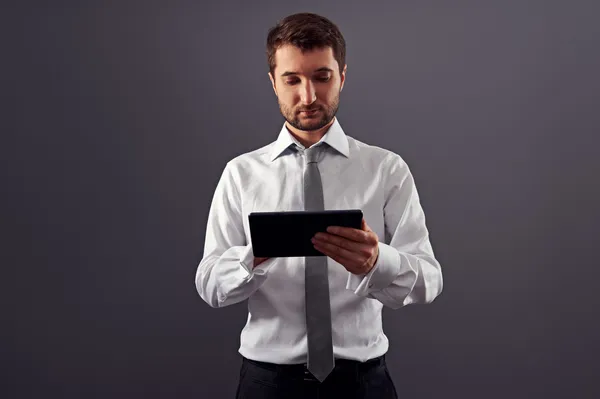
253 257 270 268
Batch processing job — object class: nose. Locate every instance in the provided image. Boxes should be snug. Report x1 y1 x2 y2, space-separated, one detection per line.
299 81 317 105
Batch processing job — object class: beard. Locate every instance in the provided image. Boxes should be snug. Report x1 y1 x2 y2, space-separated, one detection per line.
278 91 340 132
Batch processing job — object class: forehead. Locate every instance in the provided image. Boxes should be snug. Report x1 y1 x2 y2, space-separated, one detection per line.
274 44 338 74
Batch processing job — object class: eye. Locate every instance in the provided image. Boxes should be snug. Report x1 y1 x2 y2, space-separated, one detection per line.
285 79 299 85
316 76 331 82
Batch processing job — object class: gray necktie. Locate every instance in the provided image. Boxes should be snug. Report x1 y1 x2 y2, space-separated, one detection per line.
303 145 335 382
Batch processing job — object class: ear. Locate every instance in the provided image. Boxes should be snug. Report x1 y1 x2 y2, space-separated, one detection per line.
268 72 277 96
340 64 347 92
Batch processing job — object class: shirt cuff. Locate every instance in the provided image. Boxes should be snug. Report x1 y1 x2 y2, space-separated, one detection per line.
346 242 401 296
239 244 273 277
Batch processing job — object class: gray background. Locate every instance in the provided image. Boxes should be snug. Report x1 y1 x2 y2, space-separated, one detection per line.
2 1 599 398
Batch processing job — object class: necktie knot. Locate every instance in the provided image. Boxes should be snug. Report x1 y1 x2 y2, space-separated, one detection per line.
304 145 322 165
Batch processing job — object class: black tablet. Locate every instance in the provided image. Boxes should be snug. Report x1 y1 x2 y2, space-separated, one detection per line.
248 209 363 258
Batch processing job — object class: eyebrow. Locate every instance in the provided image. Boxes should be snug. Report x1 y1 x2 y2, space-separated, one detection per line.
280 67 334 77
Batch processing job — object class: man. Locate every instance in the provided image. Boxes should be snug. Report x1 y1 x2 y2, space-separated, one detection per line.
195 12 443 399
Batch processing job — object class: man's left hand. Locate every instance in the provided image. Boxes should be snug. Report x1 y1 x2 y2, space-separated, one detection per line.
311 218 379 275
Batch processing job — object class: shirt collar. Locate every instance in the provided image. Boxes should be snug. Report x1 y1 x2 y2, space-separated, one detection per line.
269 117 350 162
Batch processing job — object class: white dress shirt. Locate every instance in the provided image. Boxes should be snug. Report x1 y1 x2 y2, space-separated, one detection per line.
195 117 443 364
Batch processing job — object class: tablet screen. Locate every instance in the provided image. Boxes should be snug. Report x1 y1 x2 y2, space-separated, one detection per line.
249 209 363 257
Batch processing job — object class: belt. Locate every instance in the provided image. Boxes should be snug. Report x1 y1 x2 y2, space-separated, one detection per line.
243 355 386 381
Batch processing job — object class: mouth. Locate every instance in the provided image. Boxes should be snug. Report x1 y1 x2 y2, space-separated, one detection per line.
299 109 320 115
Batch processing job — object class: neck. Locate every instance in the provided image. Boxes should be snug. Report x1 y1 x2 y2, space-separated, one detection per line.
286 117 336 148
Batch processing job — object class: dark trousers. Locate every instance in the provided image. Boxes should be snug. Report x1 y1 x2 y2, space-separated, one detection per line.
235 355 398 399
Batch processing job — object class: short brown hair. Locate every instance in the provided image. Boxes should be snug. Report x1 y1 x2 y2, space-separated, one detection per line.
266 13 346 77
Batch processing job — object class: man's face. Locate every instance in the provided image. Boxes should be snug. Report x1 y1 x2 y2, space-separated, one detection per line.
269 45 346 132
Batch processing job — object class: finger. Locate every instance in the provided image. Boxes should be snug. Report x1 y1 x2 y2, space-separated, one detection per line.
362 218 373 232
326 227 377 245
313 240 364 264
326 226 369 243
314 233 373 256
313 242 359 269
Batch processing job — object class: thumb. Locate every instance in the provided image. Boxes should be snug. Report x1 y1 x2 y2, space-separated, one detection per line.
361 218 370 232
